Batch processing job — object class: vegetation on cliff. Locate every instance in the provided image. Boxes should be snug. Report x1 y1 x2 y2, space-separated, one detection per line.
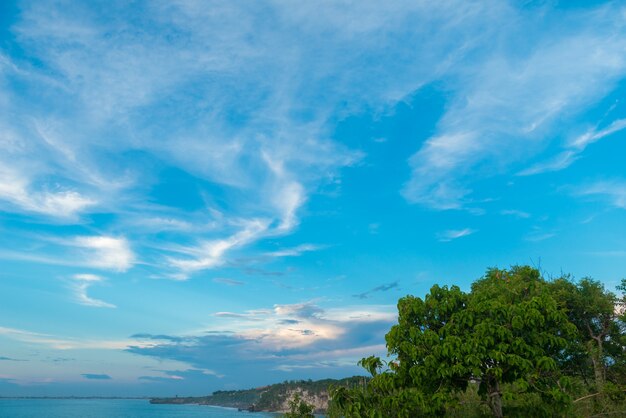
150 376 365 413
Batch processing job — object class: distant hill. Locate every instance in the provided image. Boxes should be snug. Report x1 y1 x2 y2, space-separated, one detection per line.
150 376 367 413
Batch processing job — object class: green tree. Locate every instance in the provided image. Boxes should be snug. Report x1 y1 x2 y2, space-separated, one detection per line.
550 277 624 389
283 393 315 418
331 357 431 417
550 277 626 415
461 267 575 416
332 266 577 418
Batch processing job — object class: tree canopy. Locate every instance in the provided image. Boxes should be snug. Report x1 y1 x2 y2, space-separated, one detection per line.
330 266 625 417
283 393 315 418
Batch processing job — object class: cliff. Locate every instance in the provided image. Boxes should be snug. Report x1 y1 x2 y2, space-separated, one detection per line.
150 376 367 413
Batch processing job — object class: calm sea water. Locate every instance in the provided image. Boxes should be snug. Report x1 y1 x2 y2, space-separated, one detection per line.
0 399 277 418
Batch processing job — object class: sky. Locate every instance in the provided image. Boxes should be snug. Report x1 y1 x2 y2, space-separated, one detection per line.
1 0 625 397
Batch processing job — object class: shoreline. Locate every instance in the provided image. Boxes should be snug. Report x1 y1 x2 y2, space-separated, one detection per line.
0 397 150 400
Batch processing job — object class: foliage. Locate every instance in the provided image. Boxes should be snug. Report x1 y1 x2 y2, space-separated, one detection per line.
330 266 626 418
549 277 626 416
282 393 315 418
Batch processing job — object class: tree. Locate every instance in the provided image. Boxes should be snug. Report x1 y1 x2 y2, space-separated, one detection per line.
549 277 626 415
461 267 575 416
283 393 315 418
331 266 578 418
550 277 624 389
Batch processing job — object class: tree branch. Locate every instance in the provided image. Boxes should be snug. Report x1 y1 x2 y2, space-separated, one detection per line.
574 390 626 404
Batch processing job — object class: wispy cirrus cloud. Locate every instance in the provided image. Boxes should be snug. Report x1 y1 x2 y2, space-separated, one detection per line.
353 281 399 300
1 1 360 279
0 235 135 273
212 278 245 286
403 3 626 208
524 227 556 242
519 118 626 176
166 219 270 279
500 209 531 219
213 312 265 322
70 274 116 309
4 0 624 283
518 151 581 177
0 166 95 219
575 179 626 209
437 228 476 242
138 368 222 383
570 118 626 150
264 244 323 258
0 326 148 350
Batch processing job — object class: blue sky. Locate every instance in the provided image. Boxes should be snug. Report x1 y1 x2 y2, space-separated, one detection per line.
1 0 625 396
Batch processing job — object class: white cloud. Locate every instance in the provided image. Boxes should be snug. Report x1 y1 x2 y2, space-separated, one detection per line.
0 0 504 272
570 118 626 149
200 301 397 354
519 118 626 176
128 301 396 380
524 231 556 242
274 181 305 232
70 274 116 309
2 1 363 274
273 364 317 372
437 228 476 242
72 236 135 272
72 273 102 282
0 166 95 219
265 244 322 258
0 326 148 350
576 179 626 209
404 4 626 207
518 151 580 176
274 301 324 319
213 312 264 321
0 2 488 272
500 209 530 218
212 277 245 286
323 305 397 323
130 217 194 232
167 219 269 277
3 1 626 276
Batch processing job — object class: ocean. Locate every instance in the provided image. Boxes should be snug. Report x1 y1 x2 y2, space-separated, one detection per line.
0 399 277 418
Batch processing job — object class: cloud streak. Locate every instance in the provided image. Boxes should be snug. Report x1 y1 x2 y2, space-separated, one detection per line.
519 118 626 176
353 282 399 300
212 278 245 286
0 325 147 350
264 244 323 258
575 179 626 209
437 228 476 242
70 274 116 309
81 374 111 380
